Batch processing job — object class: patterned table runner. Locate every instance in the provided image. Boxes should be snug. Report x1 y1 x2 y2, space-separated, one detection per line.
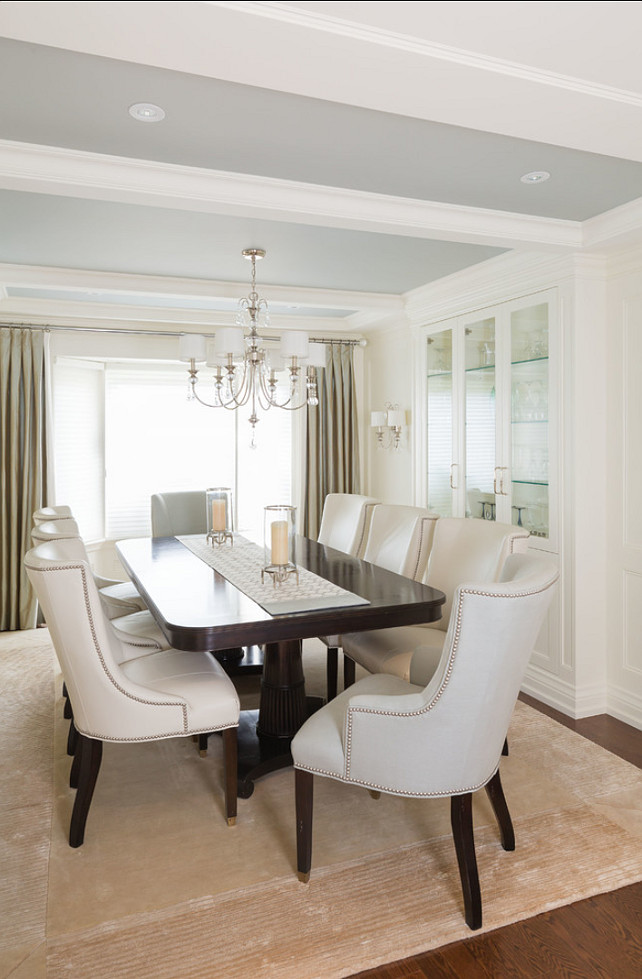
177 534 370 615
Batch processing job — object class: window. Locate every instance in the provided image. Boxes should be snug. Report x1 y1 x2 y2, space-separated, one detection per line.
54 359 293 541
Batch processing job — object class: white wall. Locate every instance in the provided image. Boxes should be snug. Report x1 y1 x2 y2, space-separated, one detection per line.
606 252 642 728
364 320 415 504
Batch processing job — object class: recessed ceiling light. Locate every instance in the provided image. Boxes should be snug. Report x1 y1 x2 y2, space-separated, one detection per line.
128 102 165 123
520 170 550 184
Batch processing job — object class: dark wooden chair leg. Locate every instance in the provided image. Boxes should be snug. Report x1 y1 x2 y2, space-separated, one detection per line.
295 768 314 883
69 734 103 848
326 646 338 700
343 654 356 690
198 733 209 756
450 793 482 930
485 769 515 851
223 727 237 826
502 736 509 756
69 737 81 789
67 718 78 757
63 682 72 719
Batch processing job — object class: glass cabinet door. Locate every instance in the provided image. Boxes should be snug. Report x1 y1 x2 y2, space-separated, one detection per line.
464 317 497 520
426 329 454 516
510 303 549 539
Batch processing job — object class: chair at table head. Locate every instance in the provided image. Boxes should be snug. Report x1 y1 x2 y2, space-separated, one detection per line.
151 490 208 537
31 517 81 543
317 494 379 558
33 505 73 525
291 552 559 930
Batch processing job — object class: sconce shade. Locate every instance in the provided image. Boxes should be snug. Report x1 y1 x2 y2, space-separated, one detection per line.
371 411 387 428
387 409 405 428
179 333 207 362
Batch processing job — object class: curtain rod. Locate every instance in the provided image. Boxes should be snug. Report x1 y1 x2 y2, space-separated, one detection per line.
4 323 365 346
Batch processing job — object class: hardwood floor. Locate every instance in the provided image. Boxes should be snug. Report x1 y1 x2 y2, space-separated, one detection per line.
349 697 642 979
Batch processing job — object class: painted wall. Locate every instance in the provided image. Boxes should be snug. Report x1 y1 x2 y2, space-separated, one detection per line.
363 320 415 505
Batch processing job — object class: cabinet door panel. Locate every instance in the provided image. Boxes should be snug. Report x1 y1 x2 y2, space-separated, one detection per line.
464 317 497 521
426 329 454 516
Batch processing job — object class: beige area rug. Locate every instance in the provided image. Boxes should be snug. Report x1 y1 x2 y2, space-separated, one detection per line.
1 631 642 979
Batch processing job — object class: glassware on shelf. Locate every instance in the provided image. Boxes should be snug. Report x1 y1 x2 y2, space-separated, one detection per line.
262 505 298 586
206 487 234 546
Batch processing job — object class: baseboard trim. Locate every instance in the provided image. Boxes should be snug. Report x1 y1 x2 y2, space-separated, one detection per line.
607 685 642 732
521 665 607 719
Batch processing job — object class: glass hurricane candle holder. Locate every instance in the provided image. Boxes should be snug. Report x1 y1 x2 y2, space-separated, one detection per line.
206 487 234 546
262 505 298 586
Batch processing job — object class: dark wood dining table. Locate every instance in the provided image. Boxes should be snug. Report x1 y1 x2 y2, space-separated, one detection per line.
116 534 445 798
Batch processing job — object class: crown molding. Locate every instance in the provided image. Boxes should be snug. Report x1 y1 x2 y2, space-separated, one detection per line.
0 140 581 250
226 2 642 108
0 261 399 315
403 250 590 325
583 195 642 250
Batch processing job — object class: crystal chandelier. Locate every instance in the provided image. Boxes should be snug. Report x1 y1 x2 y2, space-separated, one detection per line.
179 248 321 445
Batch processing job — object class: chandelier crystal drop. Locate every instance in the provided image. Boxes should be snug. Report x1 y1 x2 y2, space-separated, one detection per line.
179 249 320 446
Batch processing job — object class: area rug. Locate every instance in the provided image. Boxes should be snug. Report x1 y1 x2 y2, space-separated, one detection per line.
1 630 641 979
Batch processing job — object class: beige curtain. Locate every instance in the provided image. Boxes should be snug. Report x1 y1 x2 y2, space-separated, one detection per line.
303 342 360 538
1 327 48 630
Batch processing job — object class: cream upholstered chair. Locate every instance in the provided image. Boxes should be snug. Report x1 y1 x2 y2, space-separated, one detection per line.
25 540 240 846
292 553 559 930
31 519 147 620
316 493 379 699
33 505 73 524
338 504 439 693
151 490 208 537
342 518 530 688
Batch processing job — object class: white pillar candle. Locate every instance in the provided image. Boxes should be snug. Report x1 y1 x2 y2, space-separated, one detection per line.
271 520 289 566
211 499 226 532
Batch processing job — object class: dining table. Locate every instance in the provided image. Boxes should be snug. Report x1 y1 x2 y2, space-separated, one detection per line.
116 534 446 798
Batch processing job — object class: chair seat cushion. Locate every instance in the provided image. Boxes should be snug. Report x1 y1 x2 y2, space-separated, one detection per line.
99 581 147 618
292 673 421 779
110 610 172 659
342 626 445 681
121 649 239 733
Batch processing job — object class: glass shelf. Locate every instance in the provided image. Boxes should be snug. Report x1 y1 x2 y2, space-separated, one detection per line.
512 479 549 486
512 419 548 425
511 356 549 367
465 364 496 374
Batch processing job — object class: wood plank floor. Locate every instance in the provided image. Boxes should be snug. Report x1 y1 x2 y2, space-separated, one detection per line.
349 697 642 979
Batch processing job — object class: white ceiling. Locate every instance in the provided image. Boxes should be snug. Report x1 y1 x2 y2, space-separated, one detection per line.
1 1 642 331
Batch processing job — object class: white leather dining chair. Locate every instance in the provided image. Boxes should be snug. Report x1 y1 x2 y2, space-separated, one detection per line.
33 505 73 524
31 519 148 619
292 553 559 930
341 517 530 688
338 504 439 693
151 490 208 537
316 493 379 699
25 540 241 846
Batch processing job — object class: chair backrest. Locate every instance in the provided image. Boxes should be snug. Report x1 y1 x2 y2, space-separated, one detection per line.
33 505 73 525
317 494 379 557
345 553 558 796
423 517 530 630
31 518 81 544
151 491 207 537
361 505 438 581
24 541 186 740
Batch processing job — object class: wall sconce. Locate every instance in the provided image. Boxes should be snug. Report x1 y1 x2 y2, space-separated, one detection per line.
371 403 405 450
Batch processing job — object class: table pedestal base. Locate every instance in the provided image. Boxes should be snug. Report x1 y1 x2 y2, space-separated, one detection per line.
236 698 324 799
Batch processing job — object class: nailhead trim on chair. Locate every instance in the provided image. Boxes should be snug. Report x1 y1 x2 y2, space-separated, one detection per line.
25 560 190 734
326 575 558 795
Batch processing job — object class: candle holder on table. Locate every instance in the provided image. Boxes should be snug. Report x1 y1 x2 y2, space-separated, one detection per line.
206 487 234 546
262 505 298 586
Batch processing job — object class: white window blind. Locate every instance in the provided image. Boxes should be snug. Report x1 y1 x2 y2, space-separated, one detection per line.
53 360 105 541
103 362 292 539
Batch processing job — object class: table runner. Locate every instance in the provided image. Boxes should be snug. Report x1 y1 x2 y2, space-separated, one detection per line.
177 534 370 615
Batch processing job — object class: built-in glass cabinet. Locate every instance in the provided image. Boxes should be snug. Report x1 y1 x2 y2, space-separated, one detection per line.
424 292 556 548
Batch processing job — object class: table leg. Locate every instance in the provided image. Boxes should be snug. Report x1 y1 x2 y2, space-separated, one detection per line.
236 639 322 798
